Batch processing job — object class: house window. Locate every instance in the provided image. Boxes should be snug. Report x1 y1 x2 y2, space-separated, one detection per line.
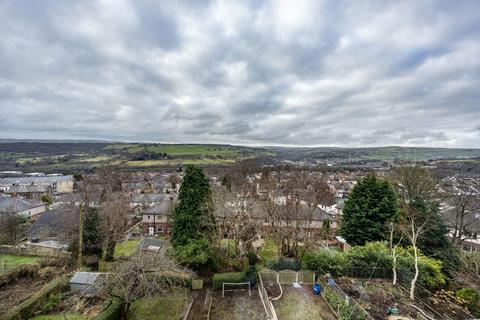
168 228 171 233
147 215 151 220
157 226 163 233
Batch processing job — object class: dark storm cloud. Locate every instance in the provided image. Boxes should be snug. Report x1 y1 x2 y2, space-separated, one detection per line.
0 0 479 147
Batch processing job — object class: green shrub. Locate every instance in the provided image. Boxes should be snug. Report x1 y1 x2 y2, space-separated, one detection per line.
266 258 300 271
152 271 192 287
345 242 393 270
247 251 258 265
244 265 257 287
397 247 445 290
456 288 480 315
301 249 346 276
212 272 246 290
41 292 62 313
95 299 122 320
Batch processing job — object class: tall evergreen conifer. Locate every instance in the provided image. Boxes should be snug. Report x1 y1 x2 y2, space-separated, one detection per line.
172 166 217 268
340 174 398 245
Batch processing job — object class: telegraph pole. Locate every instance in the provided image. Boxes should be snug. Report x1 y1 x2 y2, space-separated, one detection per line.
78 202 84 269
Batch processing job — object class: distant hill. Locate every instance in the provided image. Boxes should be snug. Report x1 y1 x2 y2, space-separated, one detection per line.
0 140 478 174
0 141 273 173
268 146 480 163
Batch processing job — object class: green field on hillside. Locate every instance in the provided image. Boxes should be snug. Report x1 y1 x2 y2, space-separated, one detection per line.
126 158 236 167
105 143 258 157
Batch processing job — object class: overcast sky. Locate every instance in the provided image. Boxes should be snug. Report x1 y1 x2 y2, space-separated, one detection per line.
0 0 479 147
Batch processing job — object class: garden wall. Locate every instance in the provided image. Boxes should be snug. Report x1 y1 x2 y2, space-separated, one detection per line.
0 245 71 259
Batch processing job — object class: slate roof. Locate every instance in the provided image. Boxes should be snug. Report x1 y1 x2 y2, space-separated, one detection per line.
27 205 78 240
0 175 73 185
6 185 51 194
139 238 166 251
143 198 175 215
70 272 102 285
131 193 173 204
0 196 44 214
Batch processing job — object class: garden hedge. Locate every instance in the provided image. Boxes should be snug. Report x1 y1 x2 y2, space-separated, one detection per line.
212 272 246 290
301 241 446 290
95 299 122 320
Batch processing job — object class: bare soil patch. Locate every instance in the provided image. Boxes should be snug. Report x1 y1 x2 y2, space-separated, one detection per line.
209 289 267 320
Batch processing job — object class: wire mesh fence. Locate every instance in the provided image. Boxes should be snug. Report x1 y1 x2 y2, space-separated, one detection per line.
342 267 392 279
320 276 374 320
257 273 278 320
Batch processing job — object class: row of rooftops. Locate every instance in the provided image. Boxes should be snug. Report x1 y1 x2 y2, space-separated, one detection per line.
0 175 74 185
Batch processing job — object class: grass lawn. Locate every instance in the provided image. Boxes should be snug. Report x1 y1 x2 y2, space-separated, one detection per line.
114 240 140 258
258 237 278 264
129 290 189 320
274 287 336 320
0 254 40 273
125 158 235 167
77 156 111 162
108 144 246 157
31 314 86 320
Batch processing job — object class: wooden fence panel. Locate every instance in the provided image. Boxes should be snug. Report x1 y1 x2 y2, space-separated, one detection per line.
278 270 297 284
297 270 315 284
259 270 278 284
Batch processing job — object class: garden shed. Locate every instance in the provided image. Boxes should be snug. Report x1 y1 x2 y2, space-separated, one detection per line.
69 272 103 295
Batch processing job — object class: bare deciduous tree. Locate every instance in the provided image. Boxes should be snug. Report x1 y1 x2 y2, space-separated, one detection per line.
443 177 480 247
389 223 403 285
101 196 129 261
101 253 192 319
0 213 24 244
390 164 438 300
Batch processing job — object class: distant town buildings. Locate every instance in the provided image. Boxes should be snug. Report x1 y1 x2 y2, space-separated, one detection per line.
0 174 74 196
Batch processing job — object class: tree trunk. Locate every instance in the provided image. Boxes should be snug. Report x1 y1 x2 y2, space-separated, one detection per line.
410 226 419 300
104 241 116 262
392 250 397 285
452 203 460 245
457 204 465 246
78 205 84 269
121 302 130 320
390 223 397 285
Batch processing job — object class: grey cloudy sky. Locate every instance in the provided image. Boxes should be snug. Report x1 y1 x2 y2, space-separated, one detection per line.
1 0 479 147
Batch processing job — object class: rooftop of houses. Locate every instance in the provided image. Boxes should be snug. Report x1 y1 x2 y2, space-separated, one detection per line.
5 184 51 194
143 199 176 215
0 196 45 214
0 175 74 185
27 205 78 241
131 193 175 204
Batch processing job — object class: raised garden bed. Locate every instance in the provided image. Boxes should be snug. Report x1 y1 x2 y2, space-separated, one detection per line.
334 277 442 320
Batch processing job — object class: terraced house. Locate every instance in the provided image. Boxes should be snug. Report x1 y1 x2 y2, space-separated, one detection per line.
142 196 176 236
